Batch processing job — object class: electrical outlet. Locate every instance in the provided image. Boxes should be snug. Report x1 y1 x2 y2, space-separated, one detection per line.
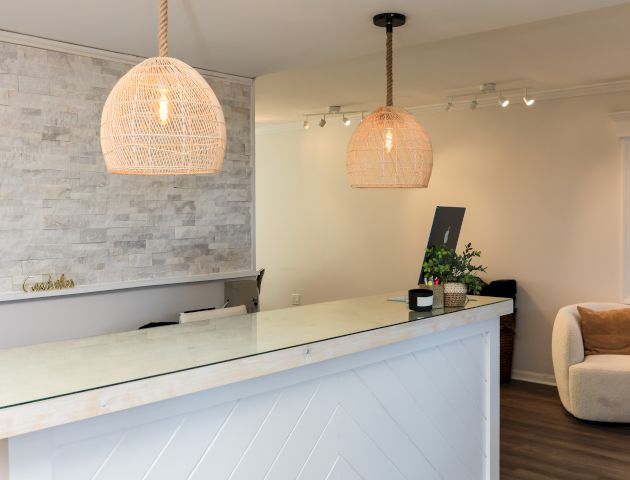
292 293 301 306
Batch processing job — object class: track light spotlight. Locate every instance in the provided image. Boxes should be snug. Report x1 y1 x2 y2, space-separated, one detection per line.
470 98 478 111
498 94 510 108
523 89 535 107
302 109 365 127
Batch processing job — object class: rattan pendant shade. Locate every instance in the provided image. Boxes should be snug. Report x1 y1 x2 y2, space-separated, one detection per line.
100 0 226 175
347 106 432 188
346 13 433 188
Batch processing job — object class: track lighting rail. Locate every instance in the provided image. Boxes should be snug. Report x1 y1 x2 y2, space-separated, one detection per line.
303 106 367 129
445 84 536 111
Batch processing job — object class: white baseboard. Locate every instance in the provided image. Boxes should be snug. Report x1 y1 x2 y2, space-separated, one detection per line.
511 369 557 386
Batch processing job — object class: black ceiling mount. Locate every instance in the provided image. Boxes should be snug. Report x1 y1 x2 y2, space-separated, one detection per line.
373 13 406 32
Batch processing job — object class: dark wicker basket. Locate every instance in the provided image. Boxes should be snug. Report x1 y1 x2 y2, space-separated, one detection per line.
479 280 517 384
500 310 517 384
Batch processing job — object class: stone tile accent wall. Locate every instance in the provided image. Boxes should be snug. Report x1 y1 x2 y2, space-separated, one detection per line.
0 41 253 292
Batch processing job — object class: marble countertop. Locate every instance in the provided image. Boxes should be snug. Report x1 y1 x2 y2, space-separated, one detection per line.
0 293 511 411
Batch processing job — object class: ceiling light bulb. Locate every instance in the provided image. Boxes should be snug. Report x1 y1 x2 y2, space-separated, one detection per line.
319 117 326 128
385 128 394 153
158 89 169 125
498 94 510 108
303 119 310 130
523 89 535 107
343 115 351 126
470 99 478 111
445 100 454 112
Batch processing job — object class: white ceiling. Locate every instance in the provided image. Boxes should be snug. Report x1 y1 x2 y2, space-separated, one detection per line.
0 0 627 78
256 3 630 124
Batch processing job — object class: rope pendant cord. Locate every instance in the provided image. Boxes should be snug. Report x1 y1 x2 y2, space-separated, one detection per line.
159 0 168 57
386 30 393 107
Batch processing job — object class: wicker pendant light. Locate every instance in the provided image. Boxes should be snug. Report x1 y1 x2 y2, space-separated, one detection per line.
100 0 226 175
346 13 433 188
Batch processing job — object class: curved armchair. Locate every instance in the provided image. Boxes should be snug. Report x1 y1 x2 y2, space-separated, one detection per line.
552 303 630 422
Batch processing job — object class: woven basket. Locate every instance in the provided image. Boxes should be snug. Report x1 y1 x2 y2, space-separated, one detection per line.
444 282 467 307
101 57 226 175
346 106 433 188
500 311 517 384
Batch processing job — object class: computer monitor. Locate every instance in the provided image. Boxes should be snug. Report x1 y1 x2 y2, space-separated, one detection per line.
418 206 466 284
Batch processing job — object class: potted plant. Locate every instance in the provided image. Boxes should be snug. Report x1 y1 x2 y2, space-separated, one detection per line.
420 246 454 308
422 243 487 307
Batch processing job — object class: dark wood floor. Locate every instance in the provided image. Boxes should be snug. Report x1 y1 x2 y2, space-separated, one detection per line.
501 381 630 479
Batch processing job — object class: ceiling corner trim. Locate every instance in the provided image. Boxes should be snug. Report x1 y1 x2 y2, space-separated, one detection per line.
609 110 630 138
0 29 253 85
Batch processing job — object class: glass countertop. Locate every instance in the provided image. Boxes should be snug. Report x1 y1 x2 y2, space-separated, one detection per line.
0 293 510 409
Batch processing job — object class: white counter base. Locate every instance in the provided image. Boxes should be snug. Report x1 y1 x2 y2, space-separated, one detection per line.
5 318 499 480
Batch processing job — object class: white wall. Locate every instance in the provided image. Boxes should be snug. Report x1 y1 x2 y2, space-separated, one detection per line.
256 92 629 378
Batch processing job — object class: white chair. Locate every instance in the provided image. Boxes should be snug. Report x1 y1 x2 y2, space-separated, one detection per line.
552 302 630 422
179 305 247 324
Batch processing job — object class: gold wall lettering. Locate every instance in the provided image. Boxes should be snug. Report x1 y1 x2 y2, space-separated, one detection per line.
22 273 75 293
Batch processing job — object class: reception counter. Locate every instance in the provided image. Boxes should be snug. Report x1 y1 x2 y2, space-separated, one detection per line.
0 293 512 480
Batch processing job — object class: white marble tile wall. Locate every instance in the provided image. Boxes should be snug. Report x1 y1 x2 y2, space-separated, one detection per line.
0 41 253 292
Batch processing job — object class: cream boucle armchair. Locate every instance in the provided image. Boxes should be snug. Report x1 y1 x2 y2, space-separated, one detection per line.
552 303 630 422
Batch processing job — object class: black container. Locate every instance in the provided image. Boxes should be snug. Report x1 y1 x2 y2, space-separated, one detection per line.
408 288 433 312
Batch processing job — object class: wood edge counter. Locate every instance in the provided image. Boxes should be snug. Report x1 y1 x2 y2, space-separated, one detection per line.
0 298 512 439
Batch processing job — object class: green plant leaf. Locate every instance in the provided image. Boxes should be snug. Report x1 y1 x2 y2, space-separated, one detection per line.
422 243 487 292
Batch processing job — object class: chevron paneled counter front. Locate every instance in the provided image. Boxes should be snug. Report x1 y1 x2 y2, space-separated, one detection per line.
0 293 512 480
